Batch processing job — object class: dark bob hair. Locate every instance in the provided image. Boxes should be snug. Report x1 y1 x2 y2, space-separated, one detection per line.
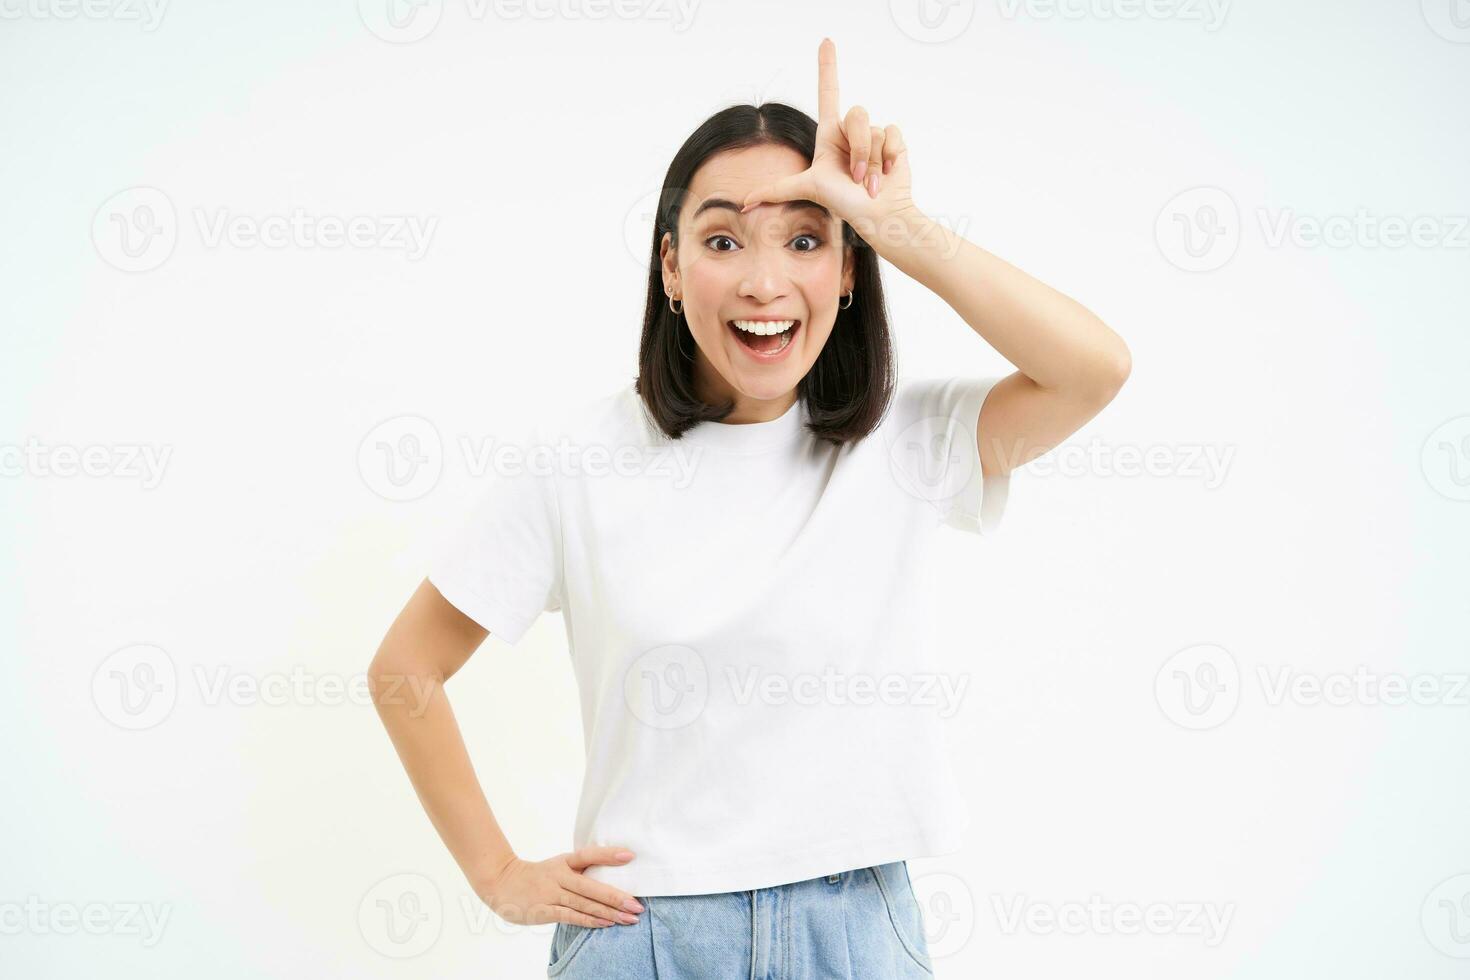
633 102 896 448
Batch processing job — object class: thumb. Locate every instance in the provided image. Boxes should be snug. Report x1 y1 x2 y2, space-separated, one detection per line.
565 845 635 872
739 172 812 213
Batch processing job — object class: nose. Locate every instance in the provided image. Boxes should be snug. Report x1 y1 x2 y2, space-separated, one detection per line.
737 230 791 305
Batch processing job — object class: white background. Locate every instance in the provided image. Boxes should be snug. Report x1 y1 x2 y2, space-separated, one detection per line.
2 0 1468 976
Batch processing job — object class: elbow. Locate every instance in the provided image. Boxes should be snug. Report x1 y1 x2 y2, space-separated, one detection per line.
1076 343 1130 405
366 636 401 683
366 643 439 715
1105 343 1131 392
366 650 396 686
367 661 443 720
366 651 402 713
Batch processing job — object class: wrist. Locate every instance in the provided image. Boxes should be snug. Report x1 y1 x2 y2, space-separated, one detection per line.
854 205 965 281
846 203 930 256
471 850 519 897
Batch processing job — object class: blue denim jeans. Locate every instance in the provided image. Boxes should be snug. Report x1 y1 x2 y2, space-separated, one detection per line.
546 860 934 979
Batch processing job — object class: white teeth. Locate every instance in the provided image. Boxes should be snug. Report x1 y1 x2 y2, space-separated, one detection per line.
730 319 797 336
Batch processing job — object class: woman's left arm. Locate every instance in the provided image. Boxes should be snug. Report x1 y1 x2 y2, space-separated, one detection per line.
863 206 1132 480
740 39 1131 483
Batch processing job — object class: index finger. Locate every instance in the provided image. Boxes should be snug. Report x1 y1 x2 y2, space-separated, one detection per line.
569 874 644 915
817 37 839 124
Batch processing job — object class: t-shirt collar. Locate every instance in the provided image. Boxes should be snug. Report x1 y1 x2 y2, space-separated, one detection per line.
675 394 807 453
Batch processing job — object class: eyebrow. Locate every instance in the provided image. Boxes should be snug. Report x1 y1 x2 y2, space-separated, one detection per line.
691 197 832 221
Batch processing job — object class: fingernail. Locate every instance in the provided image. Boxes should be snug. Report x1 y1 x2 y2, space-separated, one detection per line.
618 912 638 924
624 899 644 913
867 173 879 197
616 850 635 860
853 159 867 183
883 158 892 175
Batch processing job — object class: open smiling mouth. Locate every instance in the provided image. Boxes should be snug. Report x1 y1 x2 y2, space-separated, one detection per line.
727 318 802 358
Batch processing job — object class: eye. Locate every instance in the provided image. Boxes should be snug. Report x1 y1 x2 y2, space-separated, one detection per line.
702 231 825 253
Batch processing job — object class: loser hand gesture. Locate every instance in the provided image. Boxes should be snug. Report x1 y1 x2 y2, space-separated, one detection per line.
740 38 916 234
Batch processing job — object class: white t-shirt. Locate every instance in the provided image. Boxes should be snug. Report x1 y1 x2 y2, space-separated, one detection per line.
426 374 1010 896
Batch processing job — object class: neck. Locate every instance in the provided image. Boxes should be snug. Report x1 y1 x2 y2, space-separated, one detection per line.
695 361 798 424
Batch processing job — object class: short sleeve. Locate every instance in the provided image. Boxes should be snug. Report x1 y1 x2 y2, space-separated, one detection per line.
886 375 1010 535
426 423 564 645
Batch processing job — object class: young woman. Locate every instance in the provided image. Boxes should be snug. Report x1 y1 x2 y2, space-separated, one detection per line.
370 38 1129 979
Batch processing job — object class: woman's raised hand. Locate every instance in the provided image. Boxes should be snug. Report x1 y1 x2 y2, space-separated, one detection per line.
740 38 916 231
480 847 645 928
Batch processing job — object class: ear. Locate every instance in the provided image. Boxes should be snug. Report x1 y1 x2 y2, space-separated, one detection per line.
659 232 678 296
841 241 855 294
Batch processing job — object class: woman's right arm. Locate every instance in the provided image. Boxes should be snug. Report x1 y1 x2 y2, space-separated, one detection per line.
367 577 645 929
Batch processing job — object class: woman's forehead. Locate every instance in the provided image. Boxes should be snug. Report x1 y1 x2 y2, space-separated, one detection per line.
687 145 809 201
